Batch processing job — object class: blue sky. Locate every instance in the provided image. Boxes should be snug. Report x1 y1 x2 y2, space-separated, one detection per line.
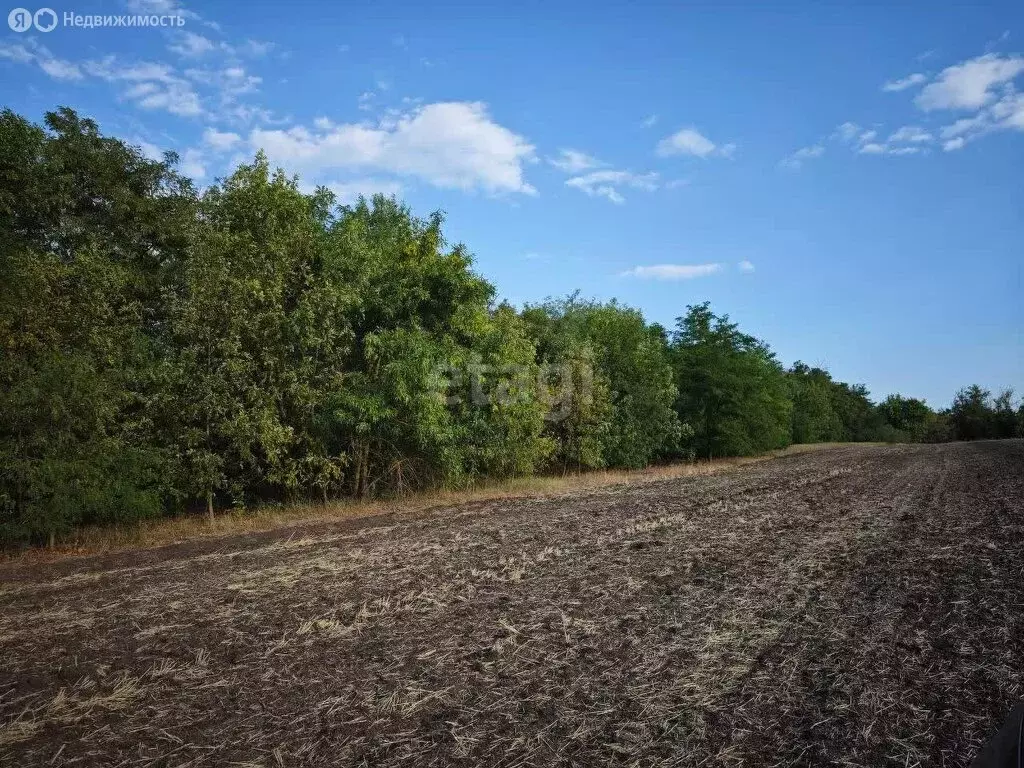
1 1 1022 407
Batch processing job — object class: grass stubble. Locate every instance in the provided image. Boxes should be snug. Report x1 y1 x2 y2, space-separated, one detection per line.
0 440 1020 766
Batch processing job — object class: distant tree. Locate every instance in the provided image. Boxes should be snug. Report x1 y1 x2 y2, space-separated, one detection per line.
788 363 842 444
991 389 1019 440
878 394 934 442
950 385 994 441
671 303 791 458
522 296 681 469
830 382 887 442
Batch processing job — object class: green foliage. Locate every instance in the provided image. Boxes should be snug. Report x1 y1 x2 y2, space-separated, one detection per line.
671 303 791 458
877 394 933 442
788 363 843 443
522 296 681 469
946 385 1022 442
0 108 190 543
2 106 1019 545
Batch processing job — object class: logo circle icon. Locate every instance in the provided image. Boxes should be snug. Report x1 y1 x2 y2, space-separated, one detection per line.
34 7 57 32
7 7 33 32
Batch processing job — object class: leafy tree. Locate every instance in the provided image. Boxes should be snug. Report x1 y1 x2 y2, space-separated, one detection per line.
788 363 842 443
877 394 934 442
2 106 1019 545
991 389 1019 440
671 303 791 458
950 385 994 441
0 108 193 543
523 296 681 469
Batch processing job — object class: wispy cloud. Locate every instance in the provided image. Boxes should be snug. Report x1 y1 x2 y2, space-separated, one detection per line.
0 40 82 80
881 73 926 92
548 148 602 173
916 54 1024 111
656 127 735 158
202 127 242 150
565 169 658 204
737 260 755 273
620 263 722 280
780 144 825 170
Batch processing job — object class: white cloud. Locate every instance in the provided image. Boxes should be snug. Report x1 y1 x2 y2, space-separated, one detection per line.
185 65 262 97
829 121 928 157
0 40 82 80
737 260 755 273
249 102 536 195
565 169 658 204
992 91 1024 130
888 125 933 143
656 127 733 158
882 73 926 92
168 31 276 60
548 148 601 173
84 56 204 116
943 137 966 151
916 54 1024 111
203 127 242 151
38 57 83 81
169 32 217 57
642 114 658 128
780 144 825 170
620 263 722 280
237 40 276 58
134 140 165 162
179 148 206 178
833 122 861 143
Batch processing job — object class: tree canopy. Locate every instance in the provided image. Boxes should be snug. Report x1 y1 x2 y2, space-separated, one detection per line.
1 108 1019 545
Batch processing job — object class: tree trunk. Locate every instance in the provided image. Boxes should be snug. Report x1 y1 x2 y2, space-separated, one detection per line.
207 489 214 524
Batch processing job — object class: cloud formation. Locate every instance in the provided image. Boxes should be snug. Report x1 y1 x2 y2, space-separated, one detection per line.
620 263 722 280
565 170 659 204
248 102 536 195
656 128 735 158
548 149 601 173
780 144 825 170
916 54 1024 111
882 73 926 92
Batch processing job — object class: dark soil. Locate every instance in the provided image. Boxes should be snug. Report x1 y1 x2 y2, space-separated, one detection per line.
1 441 1021 766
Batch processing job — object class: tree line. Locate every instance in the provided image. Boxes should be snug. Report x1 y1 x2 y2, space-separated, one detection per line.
2 108 1021 545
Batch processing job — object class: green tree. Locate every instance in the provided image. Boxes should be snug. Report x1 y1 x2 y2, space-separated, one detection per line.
522 296 681 469
0 108 193 543
671 303 791 458
878 394 934 442
950 385 994 441
788 363 842 444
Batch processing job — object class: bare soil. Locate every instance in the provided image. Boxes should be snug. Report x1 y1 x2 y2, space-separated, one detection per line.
1 441 1022 767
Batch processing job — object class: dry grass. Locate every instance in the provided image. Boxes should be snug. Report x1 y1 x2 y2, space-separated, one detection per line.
5 442 859 562
2 441 1017 767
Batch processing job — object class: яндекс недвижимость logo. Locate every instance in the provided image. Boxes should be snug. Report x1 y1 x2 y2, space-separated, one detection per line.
7 7 185 30
8 7 57 32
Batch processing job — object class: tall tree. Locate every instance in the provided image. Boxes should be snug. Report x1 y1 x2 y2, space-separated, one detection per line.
671 303 791 458
0 108 194 543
